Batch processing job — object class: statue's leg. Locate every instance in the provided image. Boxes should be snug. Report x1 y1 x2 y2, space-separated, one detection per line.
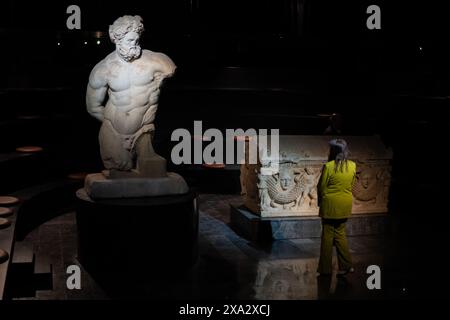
310 191 318 207
99 120 133 171
135 132 167 178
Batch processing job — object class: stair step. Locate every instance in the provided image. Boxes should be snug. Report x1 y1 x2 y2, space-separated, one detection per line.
12 241 34 265
34 254 52 275
35 289 57 300
34 253 53 291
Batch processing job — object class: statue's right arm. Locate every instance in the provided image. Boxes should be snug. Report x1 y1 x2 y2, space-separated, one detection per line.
86 62 108 122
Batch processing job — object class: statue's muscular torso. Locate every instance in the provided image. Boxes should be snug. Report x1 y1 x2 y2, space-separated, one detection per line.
87 49 175 135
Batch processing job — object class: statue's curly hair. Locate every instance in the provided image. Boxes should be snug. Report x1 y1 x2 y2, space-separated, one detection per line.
109 15 144 44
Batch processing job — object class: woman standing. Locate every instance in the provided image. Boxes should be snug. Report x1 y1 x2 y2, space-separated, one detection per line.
317 138 356 276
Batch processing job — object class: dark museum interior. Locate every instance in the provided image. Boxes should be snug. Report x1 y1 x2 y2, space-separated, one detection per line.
1 0 450 302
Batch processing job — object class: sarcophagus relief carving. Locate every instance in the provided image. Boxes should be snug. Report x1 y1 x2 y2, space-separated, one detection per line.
241 135 392 218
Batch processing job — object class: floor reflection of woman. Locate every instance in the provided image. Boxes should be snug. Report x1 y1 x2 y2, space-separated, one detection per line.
317 139 356 276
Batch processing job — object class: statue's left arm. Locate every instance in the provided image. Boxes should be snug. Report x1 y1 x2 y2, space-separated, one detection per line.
152 52 177 81
138 53 176 129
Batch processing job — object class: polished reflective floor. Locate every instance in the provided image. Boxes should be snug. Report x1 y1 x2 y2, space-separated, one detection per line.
11 193 431 300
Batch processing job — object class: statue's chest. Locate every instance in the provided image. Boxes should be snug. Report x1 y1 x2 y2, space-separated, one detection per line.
108 63 154 91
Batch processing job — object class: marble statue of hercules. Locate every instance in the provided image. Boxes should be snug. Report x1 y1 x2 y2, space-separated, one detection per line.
86 15 175 177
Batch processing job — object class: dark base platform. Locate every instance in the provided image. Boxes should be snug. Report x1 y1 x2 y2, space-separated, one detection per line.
230 205 393 242
75 189 198 281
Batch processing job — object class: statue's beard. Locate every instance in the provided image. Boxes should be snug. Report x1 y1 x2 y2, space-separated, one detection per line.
117 44 141 62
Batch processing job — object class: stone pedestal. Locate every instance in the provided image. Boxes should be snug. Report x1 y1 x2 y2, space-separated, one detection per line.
84 171 189 199
75 188 198 280
230 205 392 242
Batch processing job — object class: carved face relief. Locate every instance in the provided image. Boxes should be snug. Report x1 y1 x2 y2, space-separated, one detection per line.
117 32 142 62
279 168 294 191
353 168 380 202
361 171 372 189
266 164 304 207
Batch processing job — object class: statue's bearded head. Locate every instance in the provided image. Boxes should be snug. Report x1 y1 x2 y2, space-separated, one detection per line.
109 15 144 62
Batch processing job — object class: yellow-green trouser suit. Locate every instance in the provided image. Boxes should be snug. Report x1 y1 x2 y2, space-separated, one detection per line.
317 160 356 274
318 219 352 274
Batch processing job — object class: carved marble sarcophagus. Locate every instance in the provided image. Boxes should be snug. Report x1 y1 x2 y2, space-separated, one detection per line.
241 135 393 218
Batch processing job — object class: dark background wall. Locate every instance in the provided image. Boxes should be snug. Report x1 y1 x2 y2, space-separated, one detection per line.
0 0 449 198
